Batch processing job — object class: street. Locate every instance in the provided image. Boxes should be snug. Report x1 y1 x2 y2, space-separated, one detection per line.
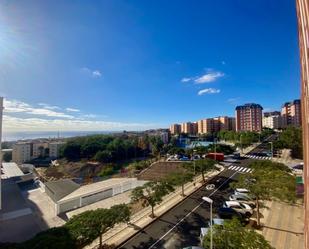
118 139 273 249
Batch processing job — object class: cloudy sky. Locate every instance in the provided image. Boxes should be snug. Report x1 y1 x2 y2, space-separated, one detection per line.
0 0 300 132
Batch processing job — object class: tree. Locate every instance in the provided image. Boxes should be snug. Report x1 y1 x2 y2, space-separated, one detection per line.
60 141 81 160
194 159 217 182
65 204 130 248
3 152 12 162
94 150 112 163
202 218 274 249
166 171 194 196
275 126 303 159
131 181 174 218
231 161 296 227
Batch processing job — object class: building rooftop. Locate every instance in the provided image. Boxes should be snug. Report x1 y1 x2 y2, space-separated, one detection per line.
1 162 24 179
59 178 139 202
45 179 80 202
235 103 263 110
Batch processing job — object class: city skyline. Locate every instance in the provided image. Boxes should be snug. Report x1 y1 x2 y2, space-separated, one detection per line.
0 0 300 132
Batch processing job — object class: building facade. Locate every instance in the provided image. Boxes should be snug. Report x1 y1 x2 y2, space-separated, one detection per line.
235 103 263 132
181 122 197 135
49 141 66 158
169 124 181 135
281 99 302 127
262 112 282 129
12 142 32 164
296 0 309 247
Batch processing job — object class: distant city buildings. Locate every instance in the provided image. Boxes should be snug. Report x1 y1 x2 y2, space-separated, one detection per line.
235 103 263 132
12 140 65 164
281 99 302 127
169 124 181 135
263 111 282 129
170 116 235 135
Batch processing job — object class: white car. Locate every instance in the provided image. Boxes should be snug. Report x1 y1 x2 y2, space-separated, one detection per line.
223 201 253 217
234 188 249 195
229 194 256 208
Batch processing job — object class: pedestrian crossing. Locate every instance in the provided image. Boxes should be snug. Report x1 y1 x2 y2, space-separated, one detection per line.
243 154 271 160
227 165 253 173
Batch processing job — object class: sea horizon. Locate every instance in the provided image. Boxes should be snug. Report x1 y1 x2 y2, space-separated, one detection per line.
2 130 118 142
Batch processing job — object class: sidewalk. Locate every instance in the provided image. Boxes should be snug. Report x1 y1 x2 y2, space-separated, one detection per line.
256 200 304 249
84 166 224 249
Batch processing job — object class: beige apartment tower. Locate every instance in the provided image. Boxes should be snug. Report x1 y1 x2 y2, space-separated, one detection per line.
281 99 302 127
169 124 181 135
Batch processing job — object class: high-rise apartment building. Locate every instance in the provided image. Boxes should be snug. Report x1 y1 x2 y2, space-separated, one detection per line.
49 141 66 158
197 116 235 134
181 122 197 135
296 0 309 247
235 103 263 132
281 99 302 127
263 112 282 129
12 142 33 164
169 124 181 135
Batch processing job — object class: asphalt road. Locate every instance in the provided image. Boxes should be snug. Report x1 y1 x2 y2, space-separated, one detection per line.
247 134 279 156
118 159 254 249
118 136 279 249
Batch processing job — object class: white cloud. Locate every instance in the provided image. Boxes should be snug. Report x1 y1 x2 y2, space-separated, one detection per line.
194 71 224 84
38 103 60 110
181 77 192 82
227 97 240 104
4 99 74 119
66 107 80 112
3 115 156 132
81 67 102 78
92 70 102 78
1 98 157 132
198 88 220 95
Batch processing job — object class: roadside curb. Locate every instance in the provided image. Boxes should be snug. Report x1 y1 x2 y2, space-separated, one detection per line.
85 167 224 249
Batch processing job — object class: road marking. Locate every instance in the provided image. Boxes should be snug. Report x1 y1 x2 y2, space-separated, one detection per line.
230 166 236 170
240 167 246 172
245 168 251 173
234 166 240 171
146 171 239 249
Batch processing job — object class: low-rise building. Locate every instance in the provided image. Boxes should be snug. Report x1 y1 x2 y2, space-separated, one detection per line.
45 178 147 214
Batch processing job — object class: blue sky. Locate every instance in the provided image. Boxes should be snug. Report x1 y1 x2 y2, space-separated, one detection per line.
0 0 300 132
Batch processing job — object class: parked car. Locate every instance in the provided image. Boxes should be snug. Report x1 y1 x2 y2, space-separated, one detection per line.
217 207 243 219
180 156 190 161
229 194 256 208
223 201 253 217
200 218 224 243
234 188 249 195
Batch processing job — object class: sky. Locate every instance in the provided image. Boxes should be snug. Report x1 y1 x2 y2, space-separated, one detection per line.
0 0 300 132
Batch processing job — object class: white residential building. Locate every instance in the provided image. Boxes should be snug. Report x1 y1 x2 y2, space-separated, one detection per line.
49 141 65 158
12 142 32 164
32 142 49 158
262 114 282 129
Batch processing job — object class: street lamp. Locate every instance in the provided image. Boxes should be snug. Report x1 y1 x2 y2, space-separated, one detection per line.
202 196 213 249
240 134 243 153
269 142 273 159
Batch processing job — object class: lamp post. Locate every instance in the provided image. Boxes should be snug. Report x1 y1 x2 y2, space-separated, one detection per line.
269 142 273 159
240 134 243 153
202 196 213 249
